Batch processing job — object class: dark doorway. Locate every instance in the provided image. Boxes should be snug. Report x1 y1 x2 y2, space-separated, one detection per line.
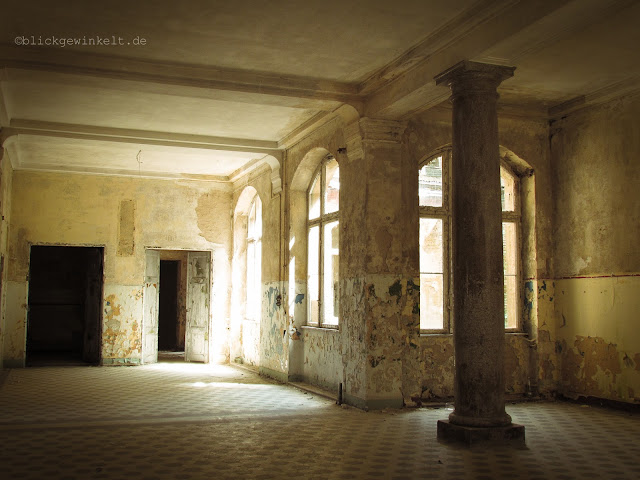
27 246 103 366
158 260 180 352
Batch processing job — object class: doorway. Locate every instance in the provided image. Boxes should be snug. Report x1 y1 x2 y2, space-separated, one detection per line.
158 260 183 361
26 246 104 366
142 249 211 364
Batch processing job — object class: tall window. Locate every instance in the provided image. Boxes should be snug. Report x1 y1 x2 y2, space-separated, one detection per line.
308 155 339 327
418 149 523 332
501 164 520 330
419 150 451 331
246 195 262 321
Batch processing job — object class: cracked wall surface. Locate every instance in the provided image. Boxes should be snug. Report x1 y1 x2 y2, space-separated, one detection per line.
551 94 640 404
0 155 13 367
5 170 231 366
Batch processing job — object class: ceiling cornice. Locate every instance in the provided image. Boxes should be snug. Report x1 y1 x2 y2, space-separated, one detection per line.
364 0 574 119
3 119 283 159
0 44 363 110
548 76 640 119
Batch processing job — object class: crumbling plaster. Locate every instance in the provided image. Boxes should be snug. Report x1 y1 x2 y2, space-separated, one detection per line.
401 106 554 402
551 93 640 403
0 154 13 368
4 170 231 366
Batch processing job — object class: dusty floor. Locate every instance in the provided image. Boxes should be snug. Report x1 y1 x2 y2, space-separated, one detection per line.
0 362 639 480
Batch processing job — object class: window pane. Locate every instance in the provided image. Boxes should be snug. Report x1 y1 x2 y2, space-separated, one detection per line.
254 197 262 240
247 242 256 320
323 221 339 325
504 274 518 329
308 226 320 324
500 166 516 212
420 273 444 330
419 156 443 207
324 159 339 215
420 218 444 330
503 221 517 329
502 222 517 276
309 174 321 220
420 218 443 272
248 200 256 237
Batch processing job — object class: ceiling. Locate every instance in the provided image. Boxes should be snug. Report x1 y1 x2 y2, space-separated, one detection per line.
1 0 639 183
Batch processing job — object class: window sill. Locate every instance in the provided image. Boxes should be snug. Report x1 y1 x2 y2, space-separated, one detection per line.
302 325 339 332
419 331 527 337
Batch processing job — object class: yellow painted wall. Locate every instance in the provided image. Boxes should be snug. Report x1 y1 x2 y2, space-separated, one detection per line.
0 154 13 368
551 93 640 403
4 170 231 366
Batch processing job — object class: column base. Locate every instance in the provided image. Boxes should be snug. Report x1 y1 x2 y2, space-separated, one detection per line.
437 420 525 446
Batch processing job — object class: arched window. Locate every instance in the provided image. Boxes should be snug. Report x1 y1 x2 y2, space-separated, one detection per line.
246 195 262 321
307 155 339 327
418 148 527 332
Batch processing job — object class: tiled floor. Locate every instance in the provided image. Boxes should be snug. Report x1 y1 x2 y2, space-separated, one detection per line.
1 362 639 480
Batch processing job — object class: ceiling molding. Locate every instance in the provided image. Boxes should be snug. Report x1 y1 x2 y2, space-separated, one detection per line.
364 0 573 119
278 104 362 151
3 119 283 159
12 163 233 189
548 76 640 118
475 0 638 66
0 44 362 108
358 0 519 96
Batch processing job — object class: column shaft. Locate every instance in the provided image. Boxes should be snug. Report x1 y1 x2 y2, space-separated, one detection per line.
436 61 515 428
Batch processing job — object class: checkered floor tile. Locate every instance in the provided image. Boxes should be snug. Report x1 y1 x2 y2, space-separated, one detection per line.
1 362 639 479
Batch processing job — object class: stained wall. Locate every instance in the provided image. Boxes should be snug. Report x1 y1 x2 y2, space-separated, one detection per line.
0 153 13 368
230 165 283 374
551 93 640 404
4 169 231 366
400 107 554 403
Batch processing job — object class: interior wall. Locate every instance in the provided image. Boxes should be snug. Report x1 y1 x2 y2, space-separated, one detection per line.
551 93 640 404
231 166 281 373
0 153 14 368
285 117 349 390
397 107 554 403
4 170 231 367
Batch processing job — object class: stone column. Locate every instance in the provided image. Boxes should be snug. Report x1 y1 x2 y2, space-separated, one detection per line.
434 61 524 443
340 118 420 409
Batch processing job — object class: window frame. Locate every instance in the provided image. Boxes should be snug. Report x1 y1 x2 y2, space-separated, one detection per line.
307 155 339 329
419 148 526 334
246 195 262 322
419 148 452 334
500 161 522 332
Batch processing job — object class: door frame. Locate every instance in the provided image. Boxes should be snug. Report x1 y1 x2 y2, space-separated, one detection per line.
142 248 213 364
25 243 105 366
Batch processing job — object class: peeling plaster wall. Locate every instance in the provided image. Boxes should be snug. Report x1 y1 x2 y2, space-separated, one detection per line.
551 94 640 403
402 107 555 402
260 281 288 380
285 118 349 387
300 327 342 391
0 154 13 367
231 167 281 370
6 170 231 366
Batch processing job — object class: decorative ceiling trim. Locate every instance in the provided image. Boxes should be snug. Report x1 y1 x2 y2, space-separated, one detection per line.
3 119 283 158
0 44 362 107
11 163 233 189
548 76 640 118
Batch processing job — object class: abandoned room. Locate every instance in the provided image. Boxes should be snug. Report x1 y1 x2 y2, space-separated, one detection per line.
1 0 639 478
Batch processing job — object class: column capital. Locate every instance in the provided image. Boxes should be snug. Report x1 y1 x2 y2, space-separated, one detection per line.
344 118 407 163
434 61 515 98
